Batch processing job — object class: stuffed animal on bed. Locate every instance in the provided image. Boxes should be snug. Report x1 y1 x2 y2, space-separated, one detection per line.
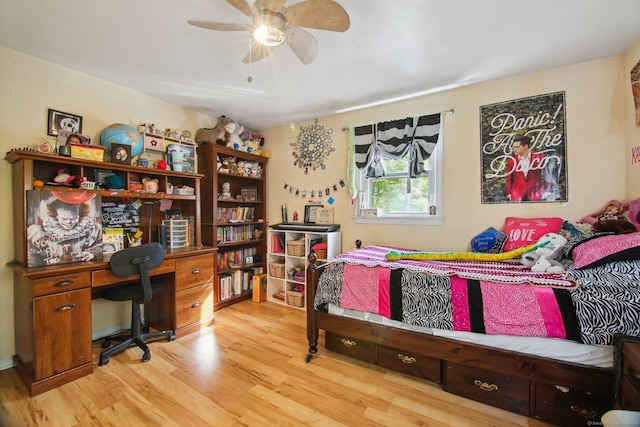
520 232 567 273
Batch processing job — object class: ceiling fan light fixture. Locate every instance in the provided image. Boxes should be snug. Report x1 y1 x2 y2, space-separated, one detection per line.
252 10 287 47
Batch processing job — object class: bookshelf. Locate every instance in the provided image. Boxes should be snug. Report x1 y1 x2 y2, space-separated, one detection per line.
197 144 268 310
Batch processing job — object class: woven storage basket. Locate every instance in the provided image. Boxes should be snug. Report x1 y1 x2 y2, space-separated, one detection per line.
314 249 327 259
286 291 305 307
287 239 305 256
269 262 285 278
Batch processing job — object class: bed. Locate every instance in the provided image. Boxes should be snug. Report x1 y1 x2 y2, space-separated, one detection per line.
305 234 640 427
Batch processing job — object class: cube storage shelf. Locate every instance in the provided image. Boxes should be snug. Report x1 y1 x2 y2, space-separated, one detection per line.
267 229 341 309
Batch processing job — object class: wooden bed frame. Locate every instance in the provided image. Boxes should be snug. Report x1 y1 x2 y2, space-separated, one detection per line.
305 256 614 427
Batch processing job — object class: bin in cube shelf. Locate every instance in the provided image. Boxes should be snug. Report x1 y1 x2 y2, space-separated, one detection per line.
286 291 305 307
162 219 189 248
287 239 305 257
269 262 285 278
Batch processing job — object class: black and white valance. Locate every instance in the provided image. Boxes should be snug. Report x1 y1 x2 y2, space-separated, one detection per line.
354 113 442 178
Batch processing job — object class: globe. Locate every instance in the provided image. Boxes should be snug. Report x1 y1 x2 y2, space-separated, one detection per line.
100 123 144 157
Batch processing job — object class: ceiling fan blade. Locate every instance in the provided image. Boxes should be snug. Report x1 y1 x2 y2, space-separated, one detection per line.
188 20 250 31
226 0 253 16
286 26 318 65
284 0 350 32
254 0 287 12
242 43 275 64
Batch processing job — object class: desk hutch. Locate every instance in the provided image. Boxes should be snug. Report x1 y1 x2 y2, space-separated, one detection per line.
6 150 216 395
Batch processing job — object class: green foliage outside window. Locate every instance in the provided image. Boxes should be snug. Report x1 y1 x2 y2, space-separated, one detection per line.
368 157 431 214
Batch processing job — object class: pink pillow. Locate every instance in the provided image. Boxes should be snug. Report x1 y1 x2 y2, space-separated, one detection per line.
572 233 640 269
502 217 563 252
580 200 626 225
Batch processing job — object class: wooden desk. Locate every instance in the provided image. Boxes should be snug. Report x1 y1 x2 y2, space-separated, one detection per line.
10 246 216 396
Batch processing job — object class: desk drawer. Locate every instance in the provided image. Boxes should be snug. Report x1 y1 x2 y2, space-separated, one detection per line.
444 361 530 415
176 283 213 329
175 254 214 291
325 332 375 364
33 272 91 297
377 345 440 383
92 259 175 287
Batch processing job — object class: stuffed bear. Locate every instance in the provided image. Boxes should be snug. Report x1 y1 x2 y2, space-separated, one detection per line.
520 232 568 273
142 177 159 193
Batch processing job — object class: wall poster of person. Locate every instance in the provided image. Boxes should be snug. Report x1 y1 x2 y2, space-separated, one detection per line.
480 91 567 204
26 190 103 267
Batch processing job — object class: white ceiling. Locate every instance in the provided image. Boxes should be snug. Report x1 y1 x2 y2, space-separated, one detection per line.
1 0 640 132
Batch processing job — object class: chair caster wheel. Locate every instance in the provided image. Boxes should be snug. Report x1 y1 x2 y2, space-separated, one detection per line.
142 350 151 362
99 356 109 366
305 353 313 363
168 332 176 342
101 339 111 349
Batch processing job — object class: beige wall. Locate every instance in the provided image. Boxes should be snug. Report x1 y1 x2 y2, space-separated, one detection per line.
1 40 638 366
263 54 632 253
0 45 216 365
625 38 640 196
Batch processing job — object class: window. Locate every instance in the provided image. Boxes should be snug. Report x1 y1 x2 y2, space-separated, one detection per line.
355 137 442 225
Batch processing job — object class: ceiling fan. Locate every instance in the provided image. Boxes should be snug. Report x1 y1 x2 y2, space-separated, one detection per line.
188 0 350 65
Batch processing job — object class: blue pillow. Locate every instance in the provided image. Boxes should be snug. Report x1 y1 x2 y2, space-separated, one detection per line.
471 227 508 253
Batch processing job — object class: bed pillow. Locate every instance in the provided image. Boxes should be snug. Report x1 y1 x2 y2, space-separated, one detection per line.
502 217 563 252
572 232 640 269
471 227 508 253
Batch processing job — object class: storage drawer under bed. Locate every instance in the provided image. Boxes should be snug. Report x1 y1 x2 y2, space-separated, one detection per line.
444 361 530 415
325 332 375 364
377 345 441 383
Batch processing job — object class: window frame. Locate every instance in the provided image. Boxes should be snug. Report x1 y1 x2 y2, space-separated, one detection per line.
353 134 443 225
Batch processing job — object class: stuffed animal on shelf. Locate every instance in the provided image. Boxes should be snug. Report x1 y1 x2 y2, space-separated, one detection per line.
142 177 159 193
53 169 75 185
195 115 246 150
520 232 568 273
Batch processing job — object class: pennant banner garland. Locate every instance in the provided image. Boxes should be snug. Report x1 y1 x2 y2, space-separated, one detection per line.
283 178 346 198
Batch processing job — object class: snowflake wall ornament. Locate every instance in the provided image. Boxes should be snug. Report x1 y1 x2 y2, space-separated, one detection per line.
290 119 335 174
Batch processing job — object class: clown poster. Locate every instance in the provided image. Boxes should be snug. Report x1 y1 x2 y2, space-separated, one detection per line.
26 190 103 267
480 92 567 204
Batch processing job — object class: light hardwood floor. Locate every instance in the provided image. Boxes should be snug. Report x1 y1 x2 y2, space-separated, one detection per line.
0 300 554 427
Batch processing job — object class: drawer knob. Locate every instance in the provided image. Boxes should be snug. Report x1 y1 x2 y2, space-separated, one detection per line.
191 302 202 308
570 405 598 419
191 268 201 274
473 379 498 392
55 304 75 312
54 280 73 287
398 354 416 364
341 339 356 347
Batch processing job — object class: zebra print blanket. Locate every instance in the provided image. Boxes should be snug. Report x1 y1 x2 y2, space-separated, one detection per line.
314 247 640 345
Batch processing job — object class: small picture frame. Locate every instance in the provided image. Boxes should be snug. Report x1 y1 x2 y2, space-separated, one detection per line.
240 187 257 201
47 109 82 136
304 204 323 223
111 143 131 164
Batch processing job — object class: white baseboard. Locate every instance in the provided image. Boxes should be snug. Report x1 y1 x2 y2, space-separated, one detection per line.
0 357 14 371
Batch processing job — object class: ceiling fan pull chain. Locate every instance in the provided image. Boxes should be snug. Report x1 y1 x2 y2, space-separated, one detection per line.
247 33 253 83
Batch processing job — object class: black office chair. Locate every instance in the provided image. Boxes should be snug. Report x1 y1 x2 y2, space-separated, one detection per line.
99 242 175 366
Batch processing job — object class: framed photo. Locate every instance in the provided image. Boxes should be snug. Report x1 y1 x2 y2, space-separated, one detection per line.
111 143 131 164
240 187 257 201
47 109 82 136
304 204 323 223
